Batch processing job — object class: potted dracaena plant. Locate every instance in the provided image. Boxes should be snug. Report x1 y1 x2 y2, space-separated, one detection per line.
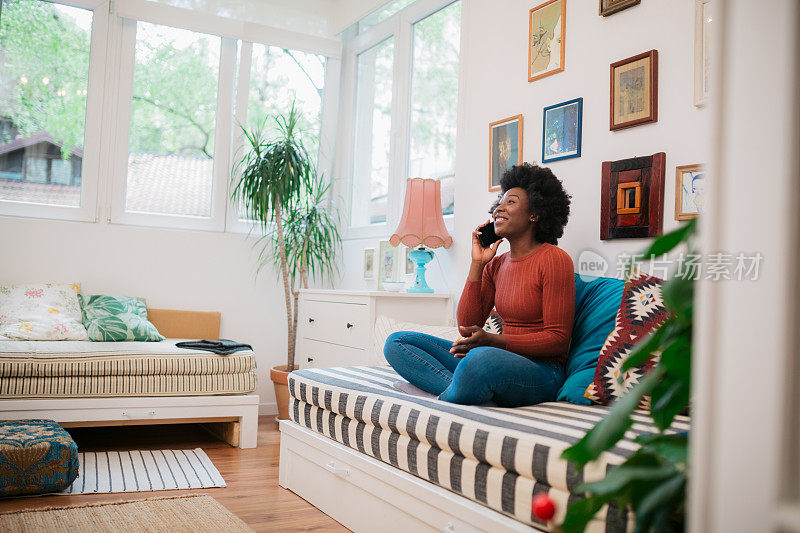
231 105 341 420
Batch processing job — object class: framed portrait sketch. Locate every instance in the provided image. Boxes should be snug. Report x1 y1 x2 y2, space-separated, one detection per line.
694 0 712 106
489 114 523 191
363 248 375 280
377 240 398 291
610 50 658 131
675 164 705 220
529 0 566 82
542 97 583 163
599 0 640 16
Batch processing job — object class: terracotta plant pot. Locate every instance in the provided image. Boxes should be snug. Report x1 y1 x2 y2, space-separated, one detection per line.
270 364 299 420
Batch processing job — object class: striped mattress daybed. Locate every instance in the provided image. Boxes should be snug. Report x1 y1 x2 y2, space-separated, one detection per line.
0 338 260 448
0 339 256 398
281 365 690 533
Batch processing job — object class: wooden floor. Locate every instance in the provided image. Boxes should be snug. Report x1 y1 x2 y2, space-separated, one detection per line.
0 417 348 532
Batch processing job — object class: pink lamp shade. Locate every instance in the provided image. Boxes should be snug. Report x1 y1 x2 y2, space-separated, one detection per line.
390 178 453 249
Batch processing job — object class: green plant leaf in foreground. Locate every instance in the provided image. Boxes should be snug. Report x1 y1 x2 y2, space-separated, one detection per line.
561 366 665 467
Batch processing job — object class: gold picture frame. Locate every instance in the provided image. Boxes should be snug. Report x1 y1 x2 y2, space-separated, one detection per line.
489 114 523 191
529 0 566 82
675 164 705 220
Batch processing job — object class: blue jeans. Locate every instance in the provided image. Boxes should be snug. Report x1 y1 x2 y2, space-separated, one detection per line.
384 331 565 407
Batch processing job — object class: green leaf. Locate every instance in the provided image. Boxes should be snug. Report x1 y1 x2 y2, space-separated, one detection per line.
641 220 697 259
560 495 610 533
632 472 685 533
621 320 670 372
662 275 694 322
576 465 675 497
658 336 691 383
650 379 689 431
561 367 664 467
636 433 688 467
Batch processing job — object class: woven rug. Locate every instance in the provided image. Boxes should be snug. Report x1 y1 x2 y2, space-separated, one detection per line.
60 449 225 494
0 494 254 532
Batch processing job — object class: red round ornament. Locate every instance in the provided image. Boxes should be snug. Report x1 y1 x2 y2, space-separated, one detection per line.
532 493 556 521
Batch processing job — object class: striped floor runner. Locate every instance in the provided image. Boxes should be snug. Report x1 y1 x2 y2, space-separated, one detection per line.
61 448 226 494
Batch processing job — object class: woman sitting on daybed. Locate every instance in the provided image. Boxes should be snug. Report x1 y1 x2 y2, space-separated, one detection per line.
385 163 574 407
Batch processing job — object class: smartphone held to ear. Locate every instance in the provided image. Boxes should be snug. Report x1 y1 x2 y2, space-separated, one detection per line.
477 221 501 248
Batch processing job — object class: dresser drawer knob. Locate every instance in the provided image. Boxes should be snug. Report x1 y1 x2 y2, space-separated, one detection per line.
307 357 314 363
308 317 315 323
346 323 354 329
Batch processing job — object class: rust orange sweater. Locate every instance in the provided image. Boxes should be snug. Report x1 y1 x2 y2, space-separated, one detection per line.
457 243 575 363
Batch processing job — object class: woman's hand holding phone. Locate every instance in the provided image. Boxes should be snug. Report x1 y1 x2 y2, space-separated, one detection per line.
472 220 503 265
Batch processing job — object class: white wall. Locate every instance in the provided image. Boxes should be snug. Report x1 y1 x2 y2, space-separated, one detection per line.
336 0 711 301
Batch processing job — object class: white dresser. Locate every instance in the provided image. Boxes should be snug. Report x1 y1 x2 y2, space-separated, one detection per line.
297 290 454 369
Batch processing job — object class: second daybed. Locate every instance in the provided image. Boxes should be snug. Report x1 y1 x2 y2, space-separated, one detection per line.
0 309 260 448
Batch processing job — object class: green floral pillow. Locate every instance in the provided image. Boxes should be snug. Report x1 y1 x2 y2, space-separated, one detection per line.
78 295 165 342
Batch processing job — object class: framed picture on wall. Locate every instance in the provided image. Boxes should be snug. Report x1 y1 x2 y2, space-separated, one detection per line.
403 246 416 276
377 240 398 290
600 152 666 240
489 114 523 191
599 0 640 16
363 248 375 280
675 164 705 220
528 0 566 82
694 0 712 106
610 50 658 131
542 97 583 163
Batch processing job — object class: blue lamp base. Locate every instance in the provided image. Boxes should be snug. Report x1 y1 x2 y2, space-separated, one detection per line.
407 247 435 293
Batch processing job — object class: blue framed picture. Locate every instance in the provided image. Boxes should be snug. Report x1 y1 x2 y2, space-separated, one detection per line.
541 97 582 163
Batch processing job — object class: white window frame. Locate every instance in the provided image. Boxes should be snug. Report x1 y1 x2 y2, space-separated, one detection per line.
338 0 460 240
0 0 109 222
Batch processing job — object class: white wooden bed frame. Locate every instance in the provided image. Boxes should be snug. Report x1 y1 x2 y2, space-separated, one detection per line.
279 420 542 532
0 394 260 448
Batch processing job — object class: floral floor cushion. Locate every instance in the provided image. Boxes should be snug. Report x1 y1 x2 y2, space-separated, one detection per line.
0 419 79 496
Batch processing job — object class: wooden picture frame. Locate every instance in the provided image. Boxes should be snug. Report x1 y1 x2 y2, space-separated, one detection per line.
600 152 666 240
528 0 566 82
694 0 712 107
489 114 523 191
675 164 705 220
542 97 583 163
610 50 658 131
599 0 640 16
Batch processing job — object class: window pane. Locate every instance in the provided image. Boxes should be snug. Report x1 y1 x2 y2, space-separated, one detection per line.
246 46 324 154
0 0 91 207
351 38 394 226
126 22 220 217
409 1 461 216
357 0 416 33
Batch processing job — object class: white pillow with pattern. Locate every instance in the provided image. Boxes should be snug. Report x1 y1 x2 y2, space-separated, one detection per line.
0 283 89 341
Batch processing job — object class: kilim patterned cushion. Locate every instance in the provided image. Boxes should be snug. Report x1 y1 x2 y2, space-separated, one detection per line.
584 272 669 406
0 419 78 496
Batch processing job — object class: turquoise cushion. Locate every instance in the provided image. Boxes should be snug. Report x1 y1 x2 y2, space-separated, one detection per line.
556 274 625 404
0 419 78 496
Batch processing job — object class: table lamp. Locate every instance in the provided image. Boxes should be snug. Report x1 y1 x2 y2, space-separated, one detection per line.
390 178 453 293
